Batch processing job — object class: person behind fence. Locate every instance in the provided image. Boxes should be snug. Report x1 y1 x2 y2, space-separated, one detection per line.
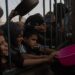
0 29 24 75
1 22 26 54
0 30 6 75
23 27 58 75
53 3 69 46
1 21 57 75
24 13 51 47
44 12 57 48
23 27 54 55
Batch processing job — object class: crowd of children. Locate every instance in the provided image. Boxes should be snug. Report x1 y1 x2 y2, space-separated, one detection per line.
0 2 75 75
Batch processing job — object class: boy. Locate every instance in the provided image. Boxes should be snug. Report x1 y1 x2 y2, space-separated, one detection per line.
24 13 51 47
23 28 56 75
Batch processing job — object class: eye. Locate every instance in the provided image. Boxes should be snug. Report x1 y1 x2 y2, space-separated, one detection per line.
32 39 37 41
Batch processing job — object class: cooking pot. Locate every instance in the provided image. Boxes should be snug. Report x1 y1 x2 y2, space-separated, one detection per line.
14 0 39 16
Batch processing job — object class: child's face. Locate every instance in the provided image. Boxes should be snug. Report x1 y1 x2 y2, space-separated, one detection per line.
0 35 8 56
26 34 38 48
34 23 47 32
16 31 23 45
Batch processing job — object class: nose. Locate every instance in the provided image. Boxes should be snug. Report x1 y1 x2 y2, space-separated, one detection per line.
5 42 8 47
34 41 37 46
18 36 23 41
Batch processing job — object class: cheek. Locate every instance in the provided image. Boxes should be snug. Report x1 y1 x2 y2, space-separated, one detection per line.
0 45 8 53
28 40 35 47
0 45 5 50
42 25 47 29
29 40 33 45
17 37 23 43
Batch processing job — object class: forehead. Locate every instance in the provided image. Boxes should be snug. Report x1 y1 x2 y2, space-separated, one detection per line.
0 35 5 43
29 34 38 39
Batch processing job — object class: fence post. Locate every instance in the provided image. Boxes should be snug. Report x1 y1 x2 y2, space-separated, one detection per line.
5 0 12 68
71 0 75 43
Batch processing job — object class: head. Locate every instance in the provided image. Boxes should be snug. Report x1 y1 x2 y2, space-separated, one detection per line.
24 13 47 32
0 30 8 56
54 3 69 22
45 12 56 23
34 23 47 32
3 22 23 47
23 28 38 49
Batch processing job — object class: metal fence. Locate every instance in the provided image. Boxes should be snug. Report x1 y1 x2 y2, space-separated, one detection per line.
1 0 72 75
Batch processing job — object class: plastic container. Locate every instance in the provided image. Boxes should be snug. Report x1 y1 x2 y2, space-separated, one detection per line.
55 44 75 66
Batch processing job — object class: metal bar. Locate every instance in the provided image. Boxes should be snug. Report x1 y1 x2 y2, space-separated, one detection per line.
43 0 45 16
49 0 53 48
54 0 58 48
19 0 23 21
64 6 67 41
5 0 12 68
59 0 63 44
42 0 47 48
71 0 75 43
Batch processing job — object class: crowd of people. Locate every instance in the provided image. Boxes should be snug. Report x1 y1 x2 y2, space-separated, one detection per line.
0 2 75 75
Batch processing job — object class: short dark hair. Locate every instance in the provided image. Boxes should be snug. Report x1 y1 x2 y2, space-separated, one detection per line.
24 13 44 28
2 22 22 46
23 27 38 38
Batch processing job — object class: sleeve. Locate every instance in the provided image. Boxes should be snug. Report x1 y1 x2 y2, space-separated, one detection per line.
11 52 24 67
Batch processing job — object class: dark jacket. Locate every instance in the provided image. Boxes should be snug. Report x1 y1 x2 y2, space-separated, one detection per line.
0 49 23 74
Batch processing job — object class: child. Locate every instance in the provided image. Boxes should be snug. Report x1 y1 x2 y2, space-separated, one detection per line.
0 29 24 75
23 27 42 55
2 22 26 54
24 13 51 47
23 27 56 75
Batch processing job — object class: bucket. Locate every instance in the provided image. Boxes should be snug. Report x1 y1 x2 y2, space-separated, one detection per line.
55 44 75 66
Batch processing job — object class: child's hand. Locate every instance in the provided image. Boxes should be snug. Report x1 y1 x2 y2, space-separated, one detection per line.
48 51 59 61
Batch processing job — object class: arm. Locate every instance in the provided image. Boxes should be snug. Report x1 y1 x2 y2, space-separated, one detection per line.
22 54 48 59
40 47 55 55
23 57 49 66
22 51 58 66
23 51 58 66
